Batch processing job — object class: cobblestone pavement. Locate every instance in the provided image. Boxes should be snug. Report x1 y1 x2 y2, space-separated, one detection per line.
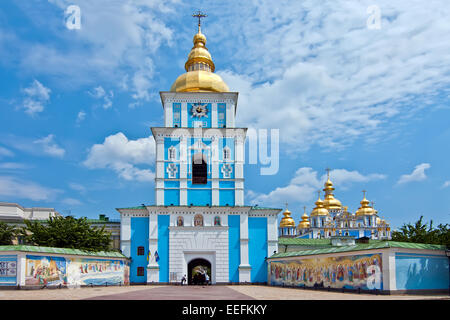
0 285 448 300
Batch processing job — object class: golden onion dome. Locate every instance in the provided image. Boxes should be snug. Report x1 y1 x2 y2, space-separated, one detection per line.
279 208 296 228
170 27 229 93
355 192 375 216
322 178 342 210
310 195 330 217
297 207 310 229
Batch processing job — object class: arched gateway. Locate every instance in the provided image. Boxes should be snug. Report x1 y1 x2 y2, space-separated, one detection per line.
188 258 211 285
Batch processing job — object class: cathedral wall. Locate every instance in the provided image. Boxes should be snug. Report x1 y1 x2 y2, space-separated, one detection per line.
130 217 149 284
248 217 268 283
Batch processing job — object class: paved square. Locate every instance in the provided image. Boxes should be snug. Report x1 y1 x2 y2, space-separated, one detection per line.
1 285 449 300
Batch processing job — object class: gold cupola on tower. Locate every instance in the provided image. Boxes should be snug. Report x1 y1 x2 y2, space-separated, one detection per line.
279 206 296 228
355 190 375 216
170 12 229 93
322 169 343 211
297 206 311 229
310 193 330 217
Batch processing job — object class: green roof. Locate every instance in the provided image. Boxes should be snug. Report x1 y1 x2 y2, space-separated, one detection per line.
278 238 332 246
0 245 127 259
271 241 447 259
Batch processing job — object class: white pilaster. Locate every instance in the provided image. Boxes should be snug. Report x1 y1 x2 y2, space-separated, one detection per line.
382 249 396 292
239 213 251 282
165 103 173 127
120 215 131 257
211 103 218 128
267 215 278 257
147 213 159 283
181 102 188 127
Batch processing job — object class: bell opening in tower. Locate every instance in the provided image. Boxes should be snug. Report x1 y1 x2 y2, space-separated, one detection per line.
192 152 207 184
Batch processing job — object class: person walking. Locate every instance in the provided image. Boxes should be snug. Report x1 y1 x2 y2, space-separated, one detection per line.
181 274 186 285
205 273 210 285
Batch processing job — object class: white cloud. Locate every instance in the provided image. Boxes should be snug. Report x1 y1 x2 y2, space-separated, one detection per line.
76 110 86 124
83 132 155 182
0 162 30 170
0 146 13 158
15 0 176 104
89 86 113 109
247 167 386 207
61 198 82 206
33 134 65 158
210 0 450 151
442 181 450 189
0 175 62 201
69 182 87 194
21 80 51 116
397 163 431 184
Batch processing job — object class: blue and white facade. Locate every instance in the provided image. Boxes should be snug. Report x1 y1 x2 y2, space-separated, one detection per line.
118 28 280 284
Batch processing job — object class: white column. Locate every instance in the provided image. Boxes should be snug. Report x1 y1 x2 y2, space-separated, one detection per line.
226 103 235 128
181 102 188 127
239 213 251 282
179 135 188 205
235 135 244 206
382 249 397 293
155 136 165 205
267 215 278 256
147 212 159 283
165 103 173 127
211 103 218 128
120 215 131 257
16 253 26 286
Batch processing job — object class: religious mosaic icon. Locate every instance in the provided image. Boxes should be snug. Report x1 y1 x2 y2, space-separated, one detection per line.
191 103 208 118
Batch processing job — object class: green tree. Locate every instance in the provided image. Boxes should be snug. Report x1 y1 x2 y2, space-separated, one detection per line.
20 216 112 252
391 216 450 248
0 221 18 245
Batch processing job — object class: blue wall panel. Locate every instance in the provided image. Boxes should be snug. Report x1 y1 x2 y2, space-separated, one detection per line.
130 217 149 284
187 189 211 206
164 189 180 206
219 189 235 206
228 215 240 282
158 215 170 283
248 217 268 283
395 253 449 290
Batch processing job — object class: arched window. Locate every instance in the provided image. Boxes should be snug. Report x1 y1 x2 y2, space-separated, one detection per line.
214 216 221 226
223 146 231 161
192 153 207 184
177 216 184 227
168 146 176 161
194 214 204 227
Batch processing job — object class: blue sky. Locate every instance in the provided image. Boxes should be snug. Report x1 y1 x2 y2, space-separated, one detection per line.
0 0 449 229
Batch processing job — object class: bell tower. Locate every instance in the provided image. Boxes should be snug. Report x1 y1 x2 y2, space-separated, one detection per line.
152 12 245 207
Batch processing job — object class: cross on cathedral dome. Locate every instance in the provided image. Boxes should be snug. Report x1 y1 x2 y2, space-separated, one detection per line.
170 12 229 93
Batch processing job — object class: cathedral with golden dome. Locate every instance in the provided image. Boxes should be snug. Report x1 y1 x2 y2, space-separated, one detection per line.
279 170 391 240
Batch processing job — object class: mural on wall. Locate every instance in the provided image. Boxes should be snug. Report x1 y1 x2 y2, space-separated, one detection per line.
0 255 17 285
66 258 125 286
25 255 128 286
270 253 382 290
26 255 66 286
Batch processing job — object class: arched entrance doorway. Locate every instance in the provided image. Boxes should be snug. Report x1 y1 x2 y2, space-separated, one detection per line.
188 258 211 285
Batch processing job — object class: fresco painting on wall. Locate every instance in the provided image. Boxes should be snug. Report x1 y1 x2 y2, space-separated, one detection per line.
25 255 66 286
66 258 125 286
25 255 127 286
270 253 383 290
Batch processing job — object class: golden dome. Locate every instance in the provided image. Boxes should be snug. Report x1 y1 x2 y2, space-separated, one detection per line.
310 195 330 217
322 178 342 210
355 192 375 216
170 27 229 93
297 208 310 229
279 208 296 228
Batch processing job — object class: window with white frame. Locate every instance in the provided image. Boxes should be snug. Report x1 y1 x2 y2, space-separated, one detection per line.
168 146 176 161
223 146 231 161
